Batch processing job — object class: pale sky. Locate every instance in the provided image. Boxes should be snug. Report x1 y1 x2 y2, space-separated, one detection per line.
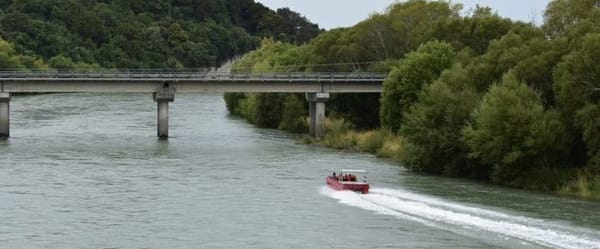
256 0 552 29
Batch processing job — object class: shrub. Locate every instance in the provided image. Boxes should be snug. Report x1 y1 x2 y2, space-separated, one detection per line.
323 117 357 149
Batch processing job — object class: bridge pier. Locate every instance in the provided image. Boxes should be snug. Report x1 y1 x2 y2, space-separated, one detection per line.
0 93 9 138
153 83 175 139
306 93 329 138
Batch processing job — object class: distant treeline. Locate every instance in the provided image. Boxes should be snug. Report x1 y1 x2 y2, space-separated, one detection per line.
0 0 321 69
225 0 600 199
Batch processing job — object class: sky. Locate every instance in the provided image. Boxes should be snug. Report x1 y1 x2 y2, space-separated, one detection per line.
255 0 553 30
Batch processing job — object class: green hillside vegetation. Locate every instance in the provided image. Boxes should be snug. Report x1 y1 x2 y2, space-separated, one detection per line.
225 0 600 200
0 37 46 68
0 0 321 69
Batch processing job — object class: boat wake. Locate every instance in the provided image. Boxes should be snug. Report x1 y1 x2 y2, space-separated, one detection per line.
320 187 600 249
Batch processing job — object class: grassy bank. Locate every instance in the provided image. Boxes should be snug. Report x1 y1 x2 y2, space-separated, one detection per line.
298 118 403 160
300 117 600 201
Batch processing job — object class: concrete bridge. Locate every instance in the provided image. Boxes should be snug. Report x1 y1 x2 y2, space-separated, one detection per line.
0 70 386 139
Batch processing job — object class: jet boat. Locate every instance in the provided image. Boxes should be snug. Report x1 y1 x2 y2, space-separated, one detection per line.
326 170 369 194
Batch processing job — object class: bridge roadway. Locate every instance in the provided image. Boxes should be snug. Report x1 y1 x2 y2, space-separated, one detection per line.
0 71 385 93
0 71 386 139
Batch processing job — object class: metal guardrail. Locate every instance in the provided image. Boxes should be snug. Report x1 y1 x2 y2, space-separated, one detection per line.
0 70 387 81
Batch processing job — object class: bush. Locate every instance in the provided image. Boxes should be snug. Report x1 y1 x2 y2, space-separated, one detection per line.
377 132 404 161
559 168 600 200
356 130 386 154
323 117 357 149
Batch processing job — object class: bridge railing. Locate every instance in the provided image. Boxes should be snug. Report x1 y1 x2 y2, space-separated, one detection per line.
0 69 387 81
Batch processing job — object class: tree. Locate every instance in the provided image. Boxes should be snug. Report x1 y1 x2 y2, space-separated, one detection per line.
252 93 286 128
554 33 600 122
278 94 307 133
463 73 570 187
380 41 455 132
48 54 75 69
224 92 247 115
554 33 600 168
543 0 600 38
401 64 481 176
0 0 321 69
465 25 546 92
0 36 47 69
385 0 461 57
576 104 600 170
432 5 514 55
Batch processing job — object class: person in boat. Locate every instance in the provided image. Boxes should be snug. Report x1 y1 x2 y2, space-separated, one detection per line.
332 172 338 180
350 174 357 182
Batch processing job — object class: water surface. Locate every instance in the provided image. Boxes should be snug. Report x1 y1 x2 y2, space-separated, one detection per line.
1 93 599 249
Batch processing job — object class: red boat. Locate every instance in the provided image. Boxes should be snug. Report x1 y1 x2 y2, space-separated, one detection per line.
326 170 369 194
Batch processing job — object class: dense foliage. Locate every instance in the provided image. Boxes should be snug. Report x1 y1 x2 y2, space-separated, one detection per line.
401 64 480 177
380 41 455 132
463 73 570 188
0 0 321 69
223 39 309 132
227 0 600 197
0 37 46 68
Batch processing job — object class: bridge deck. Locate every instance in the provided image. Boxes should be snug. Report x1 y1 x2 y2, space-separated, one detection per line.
0 71 385 93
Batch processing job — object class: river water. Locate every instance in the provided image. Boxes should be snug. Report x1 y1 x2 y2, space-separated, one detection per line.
1 93 599 249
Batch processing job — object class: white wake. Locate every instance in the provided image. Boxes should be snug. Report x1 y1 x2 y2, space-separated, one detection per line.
321 187 600 249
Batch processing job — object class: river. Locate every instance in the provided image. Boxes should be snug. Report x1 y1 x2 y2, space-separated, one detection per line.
1 93 599 249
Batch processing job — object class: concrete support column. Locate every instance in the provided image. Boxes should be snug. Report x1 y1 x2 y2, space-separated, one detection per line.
308 100 316 136
153 82 175 139
0 93 10 138
157 101 169 138
305 92 329 138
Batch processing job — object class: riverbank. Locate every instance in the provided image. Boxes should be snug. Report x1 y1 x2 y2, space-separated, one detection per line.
298 117 600 201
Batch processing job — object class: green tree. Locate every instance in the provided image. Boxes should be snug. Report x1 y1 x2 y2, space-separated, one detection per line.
543 0 600 38
252 93 286 128
0 37 45 69
463 73 570 187
465 25 546 92
576 104 600 170
224 92 247 115
278 94 307 133
554 33 600 168
401 64 481 176
554 33 600 122
380 41 455 132
432 5 514 55
0 0 321 69
384 0 461 57
48 55 76 69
